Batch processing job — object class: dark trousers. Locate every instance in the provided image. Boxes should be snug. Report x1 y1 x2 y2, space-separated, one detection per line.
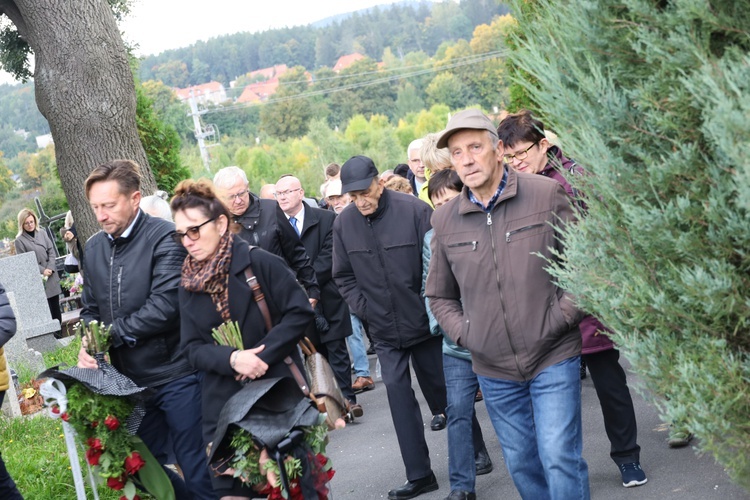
0 392 23 499
583 348 640 465
138 373 216 500
319 337 356 404
48 296 61 333
375 335 447 481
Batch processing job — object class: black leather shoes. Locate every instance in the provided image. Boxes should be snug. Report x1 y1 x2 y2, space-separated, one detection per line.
388 472 439 499
445 491 476 500
430 413 446 431
475 448 493 475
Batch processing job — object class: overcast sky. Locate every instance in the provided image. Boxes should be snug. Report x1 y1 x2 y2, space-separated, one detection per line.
121 0 406 56
0 0 408 84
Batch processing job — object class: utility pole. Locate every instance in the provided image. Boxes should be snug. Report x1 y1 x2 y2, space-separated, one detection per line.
187 91 219 174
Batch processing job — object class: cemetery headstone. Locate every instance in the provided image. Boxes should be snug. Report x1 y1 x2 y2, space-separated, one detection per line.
0 252 61 364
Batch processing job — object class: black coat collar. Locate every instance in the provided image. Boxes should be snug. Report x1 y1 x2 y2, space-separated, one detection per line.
300 205 320 237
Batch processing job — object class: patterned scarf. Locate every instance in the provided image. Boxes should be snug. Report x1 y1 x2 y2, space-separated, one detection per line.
181 232 234 322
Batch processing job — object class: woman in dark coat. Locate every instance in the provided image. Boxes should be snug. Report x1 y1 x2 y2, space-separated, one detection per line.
14 208 62 328
171 179 315 499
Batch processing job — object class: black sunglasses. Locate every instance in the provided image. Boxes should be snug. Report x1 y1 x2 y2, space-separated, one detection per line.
172 218 216 244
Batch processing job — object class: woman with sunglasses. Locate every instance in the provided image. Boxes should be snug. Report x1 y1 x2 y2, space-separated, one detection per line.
171 178 321 499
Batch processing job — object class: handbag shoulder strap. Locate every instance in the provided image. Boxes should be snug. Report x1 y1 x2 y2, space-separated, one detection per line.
243 262 272 332
242 247 312 399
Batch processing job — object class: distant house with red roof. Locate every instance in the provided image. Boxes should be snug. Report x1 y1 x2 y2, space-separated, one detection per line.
234 66 314 104
236 87 262 104
333 53 366 73
174 81 227 105
247 77 280 101
249 64 288 81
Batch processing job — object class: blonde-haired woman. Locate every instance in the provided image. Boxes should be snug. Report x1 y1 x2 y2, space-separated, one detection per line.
15 208 62 333
418 132 453 207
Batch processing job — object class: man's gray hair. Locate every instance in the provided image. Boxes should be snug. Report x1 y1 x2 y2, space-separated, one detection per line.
407 139 423 156
140 195 173 222
213 166 248 189
488 131 500 150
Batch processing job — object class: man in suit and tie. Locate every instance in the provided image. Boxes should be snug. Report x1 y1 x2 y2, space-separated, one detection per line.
275 174 363 418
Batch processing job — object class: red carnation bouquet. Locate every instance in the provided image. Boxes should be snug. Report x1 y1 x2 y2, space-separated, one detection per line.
41 321 174 500
57 383 171 500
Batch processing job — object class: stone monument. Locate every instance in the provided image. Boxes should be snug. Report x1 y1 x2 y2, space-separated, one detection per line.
0 252 61 366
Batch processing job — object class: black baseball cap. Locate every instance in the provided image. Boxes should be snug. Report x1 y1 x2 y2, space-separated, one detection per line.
341 156 379 194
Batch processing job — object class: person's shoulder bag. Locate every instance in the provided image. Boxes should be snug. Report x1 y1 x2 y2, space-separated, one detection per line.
243 248 347 429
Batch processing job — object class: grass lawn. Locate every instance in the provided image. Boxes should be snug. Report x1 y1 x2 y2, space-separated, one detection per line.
0 414 124 499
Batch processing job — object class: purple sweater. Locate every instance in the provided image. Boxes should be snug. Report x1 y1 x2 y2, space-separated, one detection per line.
541 147 613 355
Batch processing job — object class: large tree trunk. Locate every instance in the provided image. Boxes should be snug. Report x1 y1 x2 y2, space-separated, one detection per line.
1 0 156 242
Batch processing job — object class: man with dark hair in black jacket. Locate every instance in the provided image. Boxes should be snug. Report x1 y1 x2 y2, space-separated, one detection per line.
333 155 447 500
213 167 320 307
77 159 215 500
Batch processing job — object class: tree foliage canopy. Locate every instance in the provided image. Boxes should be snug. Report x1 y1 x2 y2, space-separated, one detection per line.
507 0 750 488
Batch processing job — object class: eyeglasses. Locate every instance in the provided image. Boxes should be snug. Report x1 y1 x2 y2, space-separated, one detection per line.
172 218 216 244
274 188 301 199
502 141 538 164
223 190 249 202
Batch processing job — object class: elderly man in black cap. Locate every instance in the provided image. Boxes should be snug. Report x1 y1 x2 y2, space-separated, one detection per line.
332 155 447 500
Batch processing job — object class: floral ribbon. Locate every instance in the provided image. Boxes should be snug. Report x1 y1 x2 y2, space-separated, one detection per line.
40 378 100 500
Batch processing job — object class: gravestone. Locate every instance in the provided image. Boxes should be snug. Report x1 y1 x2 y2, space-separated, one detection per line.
0 252 61 367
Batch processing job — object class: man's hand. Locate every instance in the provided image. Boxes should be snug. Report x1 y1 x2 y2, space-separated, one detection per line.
77 346 98 369
308 298 318 309
43 268 53 277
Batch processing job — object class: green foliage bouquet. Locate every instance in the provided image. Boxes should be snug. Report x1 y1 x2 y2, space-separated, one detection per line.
226 418 334 499
61 273 84 295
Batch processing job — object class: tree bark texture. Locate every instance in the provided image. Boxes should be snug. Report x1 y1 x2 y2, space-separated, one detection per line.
0 0 157 241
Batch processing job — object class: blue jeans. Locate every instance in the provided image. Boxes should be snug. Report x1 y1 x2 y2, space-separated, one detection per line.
443 354 487 493
138 373 216 500
478 356 589 500
346 314 370 378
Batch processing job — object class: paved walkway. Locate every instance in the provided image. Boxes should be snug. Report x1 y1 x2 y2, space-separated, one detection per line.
326 355 748 499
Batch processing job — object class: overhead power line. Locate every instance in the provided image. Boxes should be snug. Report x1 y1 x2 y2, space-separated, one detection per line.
209 49 507 114
222 49 506 99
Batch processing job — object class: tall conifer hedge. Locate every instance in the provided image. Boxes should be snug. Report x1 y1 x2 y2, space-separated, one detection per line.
508 0 749 488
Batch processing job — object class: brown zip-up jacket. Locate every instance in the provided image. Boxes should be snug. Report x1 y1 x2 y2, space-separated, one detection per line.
425 167 583 381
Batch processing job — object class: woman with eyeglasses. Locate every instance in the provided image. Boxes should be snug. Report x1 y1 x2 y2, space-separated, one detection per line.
170 179 326 499
14 208 63 334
